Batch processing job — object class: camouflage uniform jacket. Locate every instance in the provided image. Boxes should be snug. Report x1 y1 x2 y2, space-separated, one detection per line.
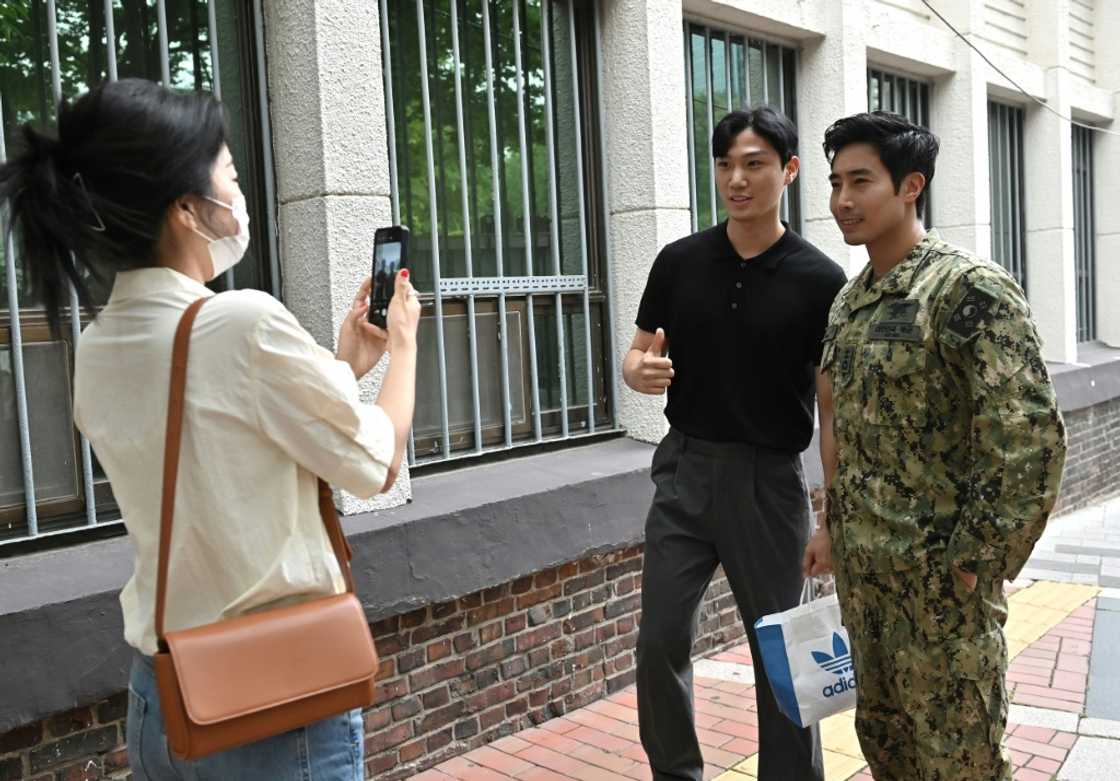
822 233 1067 581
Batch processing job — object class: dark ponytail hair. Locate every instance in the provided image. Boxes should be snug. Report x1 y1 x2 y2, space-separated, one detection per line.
0 78 227 330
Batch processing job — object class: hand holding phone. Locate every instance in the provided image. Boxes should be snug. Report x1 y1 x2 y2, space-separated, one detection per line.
369 226 410 328
387 269 421 351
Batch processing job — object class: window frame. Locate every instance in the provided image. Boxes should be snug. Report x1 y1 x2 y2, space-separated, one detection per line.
866 66 933 228
682 19 801 234
987 99 1028 291
1072 123 1096 343
0 0 278 552
381 0 616 469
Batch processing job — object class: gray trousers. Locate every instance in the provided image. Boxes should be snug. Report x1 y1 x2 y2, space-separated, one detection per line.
636 428 823 781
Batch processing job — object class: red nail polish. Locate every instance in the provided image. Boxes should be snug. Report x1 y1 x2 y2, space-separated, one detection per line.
400 269 410 279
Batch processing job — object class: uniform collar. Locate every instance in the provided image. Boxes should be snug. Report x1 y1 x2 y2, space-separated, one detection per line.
720 221 796 271
108 267 215 304
845 231 941 313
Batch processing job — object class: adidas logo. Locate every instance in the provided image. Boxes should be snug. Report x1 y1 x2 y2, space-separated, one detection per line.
812 632 857 698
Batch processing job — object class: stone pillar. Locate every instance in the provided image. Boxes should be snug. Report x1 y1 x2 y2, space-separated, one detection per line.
1023 0 1078 362
1094 3 1120 347
796 0 870 276
600 0 692 444
927 0 992 257
264 0 409 510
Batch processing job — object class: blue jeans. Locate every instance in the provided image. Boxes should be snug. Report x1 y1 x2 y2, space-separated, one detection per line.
127 653 364 780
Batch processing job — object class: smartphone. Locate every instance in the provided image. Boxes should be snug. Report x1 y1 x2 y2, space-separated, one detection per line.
368 226 410 328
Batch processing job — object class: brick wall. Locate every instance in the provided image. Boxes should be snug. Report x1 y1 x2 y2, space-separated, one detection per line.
0 697 129 781
1053 396 1120 515
360 546 745 779
0 546 747 780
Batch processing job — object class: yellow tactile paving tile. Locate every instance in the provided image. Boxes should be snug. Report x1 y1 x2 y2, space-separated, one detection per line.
819 711 863 761
723 748 866 780
729 754 757 777
717 581 1099 781
1004 581 1098 659
714 770 753 781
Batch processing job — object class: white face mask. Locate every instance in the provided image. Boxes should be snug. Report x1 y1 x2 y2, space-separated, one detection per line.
192 194 250 281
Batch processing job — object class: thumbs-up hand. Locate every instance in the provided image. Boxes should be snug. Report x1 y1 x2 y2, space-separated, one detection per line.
635 328 674 396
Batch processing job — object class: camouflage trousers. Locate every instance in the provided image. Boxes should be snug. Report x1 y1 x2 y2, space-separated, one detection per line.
833 552 1012 781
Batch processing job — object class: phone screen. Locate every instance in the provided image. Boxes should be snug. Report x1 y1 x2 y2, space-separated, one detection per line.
369 227 408 327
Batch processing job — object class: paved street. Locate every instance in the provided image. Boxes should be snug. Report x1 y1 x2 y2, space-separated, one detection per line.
416 495 1120 780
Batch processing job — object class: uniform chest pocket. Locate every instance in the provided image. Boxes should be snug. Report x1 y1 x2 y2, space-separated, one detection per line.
861 342 928 427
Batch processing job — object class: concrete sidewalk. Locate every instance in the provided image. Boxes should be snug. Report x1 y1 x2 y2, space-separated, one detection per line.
415 495 1120 781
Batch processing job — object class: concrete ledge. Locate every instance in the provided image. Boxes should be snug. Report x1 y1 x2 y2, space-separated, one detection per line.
0 438 656 733
1051 346 1120 413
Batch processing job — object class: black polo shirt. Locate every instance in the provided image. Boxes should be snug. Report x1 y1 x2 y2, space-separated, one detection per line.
636 222 847 452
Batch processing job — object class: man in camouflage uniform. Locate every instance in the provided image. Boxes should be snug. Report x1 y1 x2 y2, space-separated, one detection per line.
802 112 1067 780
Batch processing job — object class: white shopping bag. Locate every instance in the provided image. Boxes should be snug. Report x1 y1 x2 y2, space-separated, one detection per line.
753 582 857 728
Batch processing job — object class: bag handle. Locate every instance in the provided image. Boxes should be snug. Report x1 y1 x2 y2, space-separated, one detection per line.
800 576 817 605
155 298 355 648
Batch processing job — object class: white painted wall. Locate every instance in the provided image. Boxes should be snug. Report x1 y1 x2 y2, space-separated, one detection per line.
599 0 693 445
1093 3 1120 347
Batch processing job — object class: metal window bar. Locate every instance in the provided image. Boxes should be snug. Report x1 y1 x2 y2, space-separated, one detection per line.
684 22 798 232
724 33 732 111
511 0 543 442
777 46 790 224
539 0 569 438
684 26 699 234
761 41 769 106
201 0 234 292
1 94 38 537
414 0 453 458
1087 126 1095 341
480 0 514 448
450 0 486 450
1012 106 1026 291
1073 125 1096 342
1007 105 1017 285
593 0 618 434
1086 127 1095 341
156 0 171 86
104 0 118 80
567 0 596 433
704 26 717 227
46 0 98 528
251 0 280 300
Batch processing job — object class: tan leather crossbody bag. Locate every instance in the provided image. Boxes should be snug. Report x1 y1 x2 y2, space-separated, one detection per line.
153 297 379 760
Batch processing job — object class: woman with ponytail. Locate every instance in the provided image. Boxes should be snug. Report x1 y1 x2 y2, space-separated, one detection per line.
0 78 420 779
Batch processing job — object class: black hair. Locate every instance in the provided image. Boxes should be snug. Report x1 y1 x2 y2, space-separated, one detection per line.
712 106 798 166
0 78 228 331
822 111 939 214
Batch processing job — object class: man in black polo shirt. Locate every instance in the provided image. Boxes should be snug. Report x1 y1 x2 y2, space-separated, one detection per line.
624 107 847 781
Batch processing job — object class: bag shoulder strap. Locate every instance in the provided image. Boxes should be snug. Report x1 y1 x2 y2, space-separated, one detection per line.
155 298 355 648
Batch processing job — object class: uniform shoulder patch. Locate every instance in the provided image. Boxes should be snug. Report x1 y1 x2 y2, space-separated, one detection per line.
945 277 1002 340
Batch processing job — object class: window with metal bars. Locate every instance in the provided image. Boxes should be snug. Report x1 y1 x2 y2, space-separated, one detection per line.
381 0 613 466
867 68 932 227
683 22 800 233
1072 125 1096 343
987 101 1027 291
0 0 277 551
